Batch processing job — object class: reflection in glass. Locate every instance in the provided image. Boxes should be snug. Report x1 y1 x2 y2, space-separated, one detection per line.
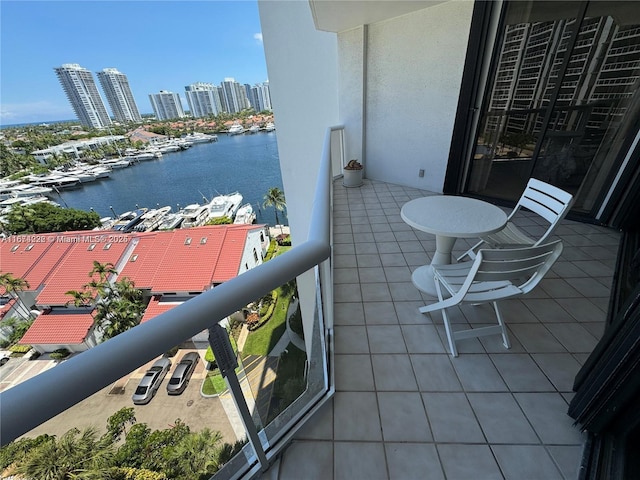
468 1 640 215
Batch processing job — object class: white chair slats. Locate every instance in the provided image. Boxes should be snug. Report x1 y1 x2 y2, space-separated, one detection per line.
459 178 573 261
414 240 563 356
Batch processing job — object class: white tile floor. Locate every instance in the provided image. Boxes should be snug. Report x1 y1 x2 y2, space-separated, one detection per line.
264 179 621 480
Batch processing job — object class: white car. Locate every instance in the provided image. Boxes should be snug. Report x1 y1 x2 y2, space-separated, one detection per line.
132 357 171 405
0 351 10 366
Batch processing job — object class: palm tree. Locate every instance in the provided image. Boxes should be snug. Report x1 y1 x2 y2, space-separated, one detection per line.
262 187 286 226
0 272 32 320
89 261 117 283
65 288 95 309
168 428 223 479
13 427 115 479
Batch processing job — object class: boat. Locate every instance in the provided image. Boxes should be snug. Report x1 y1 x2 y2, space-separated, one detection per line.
132 206 172 232
99 158 130 169
87 165 111 179
28 174 81 190
179 203 210 228
248 125 260 134
227 123 244 135
111 208 148 232
1 184 53 199
234 203 256 224
157 213 184 230
265 122 275 132
206 191 243 221
184 132 218 143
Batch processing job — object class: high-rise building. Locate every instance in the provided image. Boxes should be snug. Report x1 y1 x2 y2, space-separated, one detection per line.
220 78 250 114
96 68 142 123
185 82 224 118
148 90 185 120
54 63 112 129
255 81 272 111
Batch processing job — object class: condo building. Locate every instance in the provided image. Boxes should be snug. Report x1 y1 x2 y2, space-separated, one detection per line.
148 90 185 120
184 82 224 118
220 77 250 114
96 68 142 123
54 63 112 129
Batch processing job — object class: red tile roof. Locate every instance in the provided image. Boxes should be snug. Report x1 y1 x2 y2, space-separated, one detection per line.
19 312 94 345
36 235 130 306
140 295 182 323
120 225 258 293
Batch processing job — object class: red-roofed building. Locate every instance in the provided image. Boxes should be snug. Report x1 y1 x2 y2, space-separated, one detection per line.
19 312 97 353
2 225 269 352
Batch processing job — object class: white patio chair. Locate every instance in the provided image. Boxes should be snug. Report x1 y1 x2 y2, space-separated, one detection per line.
413 240 563 356
458 178 573 261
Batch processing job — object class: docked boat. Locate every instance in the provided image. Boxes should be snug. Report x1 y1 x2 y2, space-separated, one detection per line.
99 158 130 169
157 213 184 230
206 191 243 221
87 165 111 179
184 132 218 143
265 122 276 132
111 208 147 232
234 203 256 224
228 124 244 135
1 184 53 199
132 206 172 232
180 203 210 228
248 125 260 134
28 174 81 190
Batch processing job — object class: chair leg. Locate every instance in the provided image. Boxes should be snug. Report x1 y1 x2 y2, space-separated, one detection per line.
491 301 511 349
440 307 458 357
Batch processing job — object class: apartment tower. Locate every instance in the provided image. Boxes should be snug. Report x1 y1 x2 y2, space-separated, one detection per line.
220 78 250 114
54 63 112 129
96 68 142 123
184 82 224 118
148 90 185 121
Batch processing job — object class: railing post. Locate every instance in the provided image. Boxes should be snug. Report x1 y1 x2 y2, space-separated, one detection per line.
208 325 269 471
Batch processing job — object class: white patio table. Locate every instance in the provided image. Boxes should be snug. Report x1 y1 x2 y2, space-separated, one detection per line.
401 195 507 296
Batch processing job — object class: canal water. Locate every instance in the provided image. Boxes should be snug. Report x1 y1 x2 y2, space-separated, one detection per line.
55 131 285 226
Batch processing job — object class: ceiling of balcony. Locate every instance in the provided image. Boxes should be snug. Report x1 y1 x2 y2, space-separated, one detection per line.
309 0 448 33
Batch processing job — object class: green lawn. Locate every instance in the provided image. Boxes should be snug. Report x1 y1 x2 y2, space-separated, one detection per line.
241 291 290 357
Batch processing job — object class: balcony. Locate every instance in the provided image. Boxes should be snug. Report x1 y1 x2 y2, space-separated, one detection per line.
264 179 620 479
1 127 621 479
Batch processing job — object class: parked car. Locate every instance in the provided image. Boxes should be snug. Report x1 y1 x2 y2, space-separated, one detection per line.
132 357 171 405
0 351 10 366
166 352 200 395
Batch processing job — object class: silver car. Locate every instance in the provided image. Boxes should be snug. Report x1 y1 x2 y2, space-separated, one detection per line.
132 357 171 405
166 352 199 395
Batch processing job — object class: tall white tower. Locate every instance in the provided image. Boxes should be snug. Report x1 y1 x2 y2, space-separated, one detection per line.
185 83 223 117
96 68 142 123
148 91 185 120
54 63 112 129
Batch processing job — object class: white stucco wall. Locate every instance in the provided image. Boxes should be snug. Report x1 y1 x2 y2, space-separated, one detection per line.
339 2 474 192
258 0 339 353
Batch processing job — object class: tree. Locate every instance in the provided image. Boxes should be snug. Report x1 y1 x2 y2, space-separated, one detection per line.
90 260 117 283
0 272 32 320
12 427 115 480
262 187 286 225
105 407 137 443
3 202 101 234
166 428 223 479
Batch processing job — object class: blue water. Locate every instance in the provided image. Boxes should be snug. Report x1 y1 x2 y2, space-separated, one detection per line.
53 132 286 226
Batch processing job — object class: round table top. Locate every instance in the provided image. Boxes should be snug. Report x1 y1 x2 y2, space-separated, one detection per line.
401 195 507 238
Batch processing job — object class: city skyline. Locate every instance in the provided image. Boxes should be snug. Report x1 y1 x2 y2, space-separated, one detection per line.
0 1 269 126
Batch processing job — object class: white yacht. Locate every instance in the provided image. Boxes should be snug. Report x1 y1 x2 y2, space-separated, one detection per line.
157 212 184 230
248 125 260 134
132 206 172 232
184 132 218 143
265 122 276 132
180 203 210 228
206 191 243 221
233 203 256 224
228 124 244 135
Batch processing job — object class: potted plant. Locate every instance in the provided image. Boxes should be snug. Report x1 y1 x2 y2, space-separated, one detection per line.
343 159 363 187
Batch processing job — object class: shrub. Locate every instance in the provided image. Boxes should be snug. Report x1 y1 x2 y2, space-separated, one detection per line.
49 348 70 360
9 344 32 354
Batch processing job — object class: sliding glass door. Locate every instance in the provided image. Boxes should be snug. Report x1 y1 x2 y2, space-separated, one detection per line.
466 1 640 218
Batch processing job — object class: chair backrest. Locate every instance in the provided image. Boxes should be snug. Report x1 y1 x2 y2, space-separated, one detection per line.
461 240 563 303
510 178 574 243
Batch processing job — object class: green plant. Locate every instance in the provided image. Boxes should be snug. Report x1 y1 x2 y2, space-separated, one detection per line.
9 344 32 354
50 348 70 360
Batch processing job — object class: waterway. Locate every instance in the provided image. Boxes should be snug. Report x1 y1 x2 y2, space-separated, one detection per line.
54 131 286 226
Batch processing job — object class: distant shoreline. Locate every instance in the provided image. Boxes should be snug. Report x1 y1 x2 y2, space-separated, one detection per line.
0 119 77 129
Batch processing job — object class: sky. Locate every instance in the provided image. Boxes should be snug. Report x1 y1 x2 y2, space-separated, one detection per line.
0 0 269 125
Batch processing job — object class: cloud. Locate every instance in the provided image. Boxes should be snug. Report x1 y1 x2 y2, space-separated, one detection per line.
254 32 263 44
0 101 74 125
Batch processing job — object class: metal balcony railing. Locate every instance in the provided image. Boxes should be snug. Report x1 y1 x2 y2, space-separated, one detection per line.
0 126 345 479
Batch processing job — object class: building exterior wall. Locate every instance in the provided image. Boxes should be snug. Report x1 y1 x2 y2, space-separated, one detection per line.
258 0 339 353
363 2 473 192
148 91 185 120
185 82 223 117
238 227 269 274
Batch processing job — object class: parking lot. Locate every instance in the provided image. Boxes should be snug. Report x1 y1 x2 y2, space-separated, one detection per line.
1 350 237 442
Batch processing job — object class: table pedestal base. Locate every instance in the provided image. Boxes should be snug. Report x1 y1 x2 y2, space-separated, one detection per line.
411 264 438 298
